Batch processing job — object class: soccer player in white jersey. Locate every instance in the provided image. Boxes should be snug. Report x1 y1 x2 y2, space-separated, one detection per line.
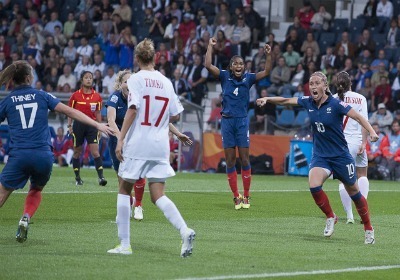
334 71 370 224
107 38 195 257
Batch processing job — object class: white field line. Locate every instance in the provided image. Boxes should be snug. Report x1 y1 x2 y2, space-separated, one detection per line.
12 189 400 194
177 265 400 280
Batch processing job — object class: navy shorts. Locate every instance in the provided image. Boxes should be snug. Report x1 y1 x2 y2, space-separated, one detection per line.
108 135 119 171
0 148 53 190
220 117 249 149
310 153 357 185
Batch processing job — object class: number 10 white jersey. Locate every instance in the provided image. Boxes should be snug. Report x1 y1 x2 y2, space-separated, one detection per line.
334 91 368 145
124 70 183 161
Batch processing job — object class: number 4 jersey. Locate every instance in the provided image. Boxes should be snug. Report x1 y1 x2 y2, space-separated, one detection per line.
0 85 60 149
125 70 183 161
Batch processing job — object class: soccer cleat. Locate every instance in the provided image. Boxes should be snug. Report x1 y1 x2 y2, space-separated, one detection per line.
133 206 144 221
233 195 243 210
98 177 107 186
16 216 29 243
365 229 375 244
324 214 338 237
346 218 355 224
181 228 196 257
75 177 83 186
107 244 132 255
242 196 251 209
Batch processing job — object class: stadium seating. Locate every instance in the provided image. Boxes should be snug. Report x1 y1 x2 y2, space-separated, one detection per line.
276 109 295 127
373 33 387 55
293 110 310 127
331 18 349 34
318 32 336 54
349 18 366 41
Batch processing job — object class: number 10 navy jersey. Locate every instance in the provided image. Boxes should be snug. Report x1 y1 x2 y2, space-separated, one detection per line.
0 85 60 149
297 95 352 158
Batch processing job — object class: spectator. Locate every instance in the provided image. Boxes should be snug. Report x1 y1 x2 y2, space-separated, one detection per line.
53 127 73 167
359 77 374 110
206 94 222 133
283 43 301 72
183 54 208 105
76 37 93 64
149 12 165 47
183 28 198 59
355 29 376 57
384 19 400 63
197 30 211 55
179 13 197 45
43 11 62 36
142 0 162 14
23 22 45 48
281 63 305 97
334 31 356 59
43 48 60 74
355 63 373 92
282 29 302 55
170 29 184 59
74 55 91 80
0 17 9 37
171 68 190 101
53 26 67 48
93 69 103 93
104 33 120 73
196 16 213 41
376 0 393 33
8 11 27 37
366 123 384 165
155 54 172 78
170 1 182 23
354 49 374 69
63 39 77 65
91 54 106 76
0 51 10 71
112 0 132 24
285 16 306 41
268 56 291 96
73 12 95 40
58 64 77 91
296 0 315 30
214 15 233 41
23 35 42 65
300 46 320 70
118 27 136 71
96 11 113 36
265 33 279 52
250 88 276 135
370 49 389 73
214 2 230 27
333 46 347 72
371 76 392 111
42 0 57 23
43 66 59 90
43 35 60 56
174 54 188 77
371 62 389 89
390 61 400 109
231 14 251 57
0 34 10 59
320 46 336 71
102 66 116 95
310 4 332 32
379 119 400 180
164 16 180 41
362 0 378 28
243 3 263 48
369 103 393 134
63 12 76 40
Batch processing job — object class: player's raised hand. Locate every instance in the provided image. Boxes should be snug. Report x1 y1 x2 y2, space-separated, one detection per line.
97 123 115 136
264 43 271 54
369 132 379 142
209 37 217 46
177 133 193 146
256 97 268 107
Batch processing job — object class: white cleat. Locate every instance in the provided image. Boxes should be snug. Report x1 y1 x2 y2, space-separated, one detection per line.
346 218 355 224
365 229 375 244
107 244 132 255
133 206 144 221
324 214 338 237
181 228 196 257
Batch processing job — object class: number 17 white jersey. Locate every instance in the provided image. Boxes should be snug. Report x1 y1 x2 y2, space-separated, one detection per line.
124 70 183 160
334 91 368 145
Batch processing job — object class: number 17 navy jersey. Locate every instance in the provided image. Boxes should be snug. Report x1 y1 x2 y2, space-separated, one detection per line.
297 95 352 158
0 85 60 150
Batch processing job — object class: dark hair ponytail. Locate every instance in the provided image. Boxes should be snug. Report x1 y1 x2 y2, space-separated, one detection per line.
0 61 32 89
336 71 351 101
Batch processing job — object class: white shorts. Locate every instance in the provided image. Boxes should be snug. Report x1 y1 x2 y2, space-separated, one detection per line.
348 142 368 168
118 158 176 184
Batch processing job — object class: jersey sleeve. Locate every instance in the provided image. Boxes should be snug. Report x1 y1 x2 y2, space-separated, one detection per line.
106 93 118 109
168 81 184 116
44 91 61 111
68 92 76 108
219 70 228 84
247 73 257 86
297 96 310 109
127 76 141 109
338 100 352 115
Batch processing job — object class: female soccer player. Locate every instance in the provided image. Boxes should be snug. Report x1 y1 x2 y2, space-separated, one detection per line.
256 71 379 244
205 37 271 210
0 61 113 242
68 71 107 186
334 71 370 224
107 38 195 256
106 70 192 221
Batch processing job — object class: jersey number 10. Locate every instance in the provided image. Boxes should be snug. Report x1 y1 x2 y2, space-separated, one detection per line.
141 95 169 127
16 103 38 129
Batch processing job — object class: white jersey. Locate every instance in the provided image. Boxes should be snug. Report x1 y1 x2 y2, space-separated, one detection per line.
333 91 368 145
124 70 183 161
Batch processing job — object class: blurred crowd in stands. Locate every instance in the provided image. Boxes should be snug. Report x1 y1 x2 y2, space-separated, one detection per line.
0 0 399 178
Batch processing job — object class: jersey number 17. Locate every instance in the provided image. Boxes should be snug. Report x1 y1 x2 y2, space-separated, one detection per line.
16 102 38 129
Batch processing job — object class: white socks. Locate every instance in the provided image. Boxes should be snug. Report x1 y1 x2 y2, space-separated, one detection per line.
116 194 131 248
358 176 370 199
155 195 188 236
339 183 354 220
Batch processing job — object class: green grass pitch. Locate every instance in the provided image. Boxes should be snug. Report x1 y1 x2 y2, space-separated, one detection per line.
0 168 399 279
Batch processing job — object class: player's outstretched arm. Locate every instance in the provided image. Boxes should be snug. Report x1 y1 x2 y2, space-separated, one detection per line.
255 43 272 81
205 37 220 78
55 103 115 135
107 106 121 139
169 123 193 146
347 108 379 142
256 96 299 107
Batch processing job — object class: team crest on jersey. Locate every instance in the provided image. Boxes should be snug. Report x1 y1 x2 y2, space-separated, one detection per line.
326 107 332 113
301 96 309 99
339 101 349 108
110 95 118 103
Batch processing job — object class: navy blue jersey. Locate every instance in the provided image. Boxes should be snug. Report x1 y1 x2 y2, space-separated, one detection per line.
106 91 127 130
297 95 352 158
219 70 256 118
0 85 60 149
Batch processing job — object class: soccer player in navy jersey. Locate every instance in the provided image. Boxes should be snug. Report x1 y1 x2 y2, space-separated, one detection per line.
257 71 379 244
0 61 114 243
106 70 193 221
205 37 271 210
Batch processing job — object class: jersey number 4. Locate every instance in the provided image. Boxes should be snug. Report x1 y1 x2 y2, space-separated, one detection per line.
16 102 38 129
141 95 169 127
